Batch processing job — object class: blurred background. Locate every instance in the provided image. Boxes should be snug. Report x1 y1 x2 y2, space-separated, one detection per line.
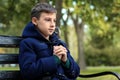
0 0 120 80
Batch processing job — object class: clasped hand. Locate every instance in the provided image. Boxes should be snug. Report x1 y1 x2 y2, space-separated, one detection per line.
53 45 67 62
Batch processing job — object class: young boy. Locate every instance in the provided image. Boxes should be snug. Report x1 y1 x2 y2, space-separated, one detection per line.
19 3 80 80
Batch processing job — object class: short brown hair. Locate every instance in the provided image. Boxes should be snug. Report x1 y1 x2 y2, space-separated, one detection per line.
31 3 57 19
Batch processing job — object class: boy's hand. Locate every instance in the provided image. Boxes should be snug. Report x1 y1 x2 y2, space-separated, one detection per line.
53 46 62 59
53 45 68 62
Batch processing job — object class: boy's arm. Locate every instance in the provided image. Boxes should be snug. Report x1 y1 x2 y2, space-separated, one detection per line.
19 40 60 80
59 40 80 79
61 50 80 79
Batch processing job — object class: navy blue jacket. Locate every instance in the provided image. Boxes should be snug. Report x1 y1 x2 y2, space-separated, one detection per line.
19 22 80 80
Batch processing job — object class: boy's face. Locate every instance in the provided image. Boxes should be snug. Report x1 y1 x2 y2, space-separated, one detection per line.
32 12 56 39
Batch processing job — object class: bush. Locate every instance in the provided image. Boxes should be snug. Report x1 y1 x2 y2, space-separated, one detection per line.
85 46 120 66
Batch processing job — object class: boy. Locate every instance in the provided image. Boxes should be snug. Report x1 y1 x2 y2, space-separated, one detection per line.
19 3 80 80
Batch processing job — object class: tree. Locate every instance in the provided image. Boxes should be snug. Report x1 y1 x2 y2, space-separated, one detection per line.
61 9 70 47
62 0 86 69
71 10 86 70
86 0 120 49
54 0 63 37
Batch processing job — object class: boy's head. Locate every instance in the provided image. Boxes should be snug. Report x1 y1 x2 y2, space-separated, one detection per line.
31 3 57 40
31 3 57 19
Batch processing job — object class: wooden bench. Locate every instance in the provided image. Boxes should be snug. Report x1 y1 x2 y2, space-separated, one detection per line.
0 35 120 80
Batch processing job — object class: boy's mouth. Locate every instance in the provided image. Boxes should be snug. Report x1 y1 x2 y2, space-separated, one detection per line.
49 29 54 32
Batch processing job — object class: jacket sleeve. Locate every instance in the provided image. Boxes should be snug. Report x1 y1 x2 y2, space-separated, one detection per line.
63 50 80 79
61 41 80 79
19 40 59 80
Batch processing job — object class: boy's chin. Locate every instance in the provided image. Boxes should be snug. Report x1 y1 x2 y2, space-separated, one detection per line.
50 33 55 36
49 32 54 35
49 33 53 36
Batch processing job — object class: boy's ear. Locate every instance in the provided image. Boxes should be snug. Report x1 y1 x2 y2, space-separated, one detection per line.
32 17 38 25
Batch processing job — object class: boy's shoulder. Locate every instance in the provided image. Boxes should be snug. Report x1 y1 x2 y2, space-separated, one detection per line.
58 39 65 44
20 38 49 48
57 39 67 47
21 38 37 42
20 38 43 45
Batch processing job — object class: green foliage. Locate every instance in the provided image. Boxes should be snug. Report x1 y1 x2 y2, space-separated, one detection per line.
84 0 120 49
0 0 38 36
85 46 120 66
90 31 114 49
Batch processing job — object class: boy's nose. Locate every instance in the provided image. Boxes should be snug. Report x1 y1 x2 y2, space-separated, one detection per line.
50 21 55 27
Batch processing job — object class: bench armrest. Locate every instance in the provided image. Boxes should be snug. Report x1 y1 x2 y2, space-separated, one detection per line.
79 71 120 80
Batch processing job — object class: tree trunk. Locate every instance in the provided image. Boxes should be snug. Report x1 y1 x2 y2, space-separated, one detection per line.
72 15 86 70
76 22 86 70
55 0 62 37
63 24 69 47
55 0 62 28
62 11 70 47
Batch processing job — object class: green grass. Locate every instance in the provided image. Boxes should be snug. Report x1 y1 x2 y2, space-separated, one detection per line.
77 66 120 80
0 66 19 71
0 66 120 80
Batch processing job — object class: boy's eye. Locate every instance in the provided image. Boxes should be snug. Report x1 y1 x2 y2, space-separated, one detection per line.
45 18 51 21
44 18 56 23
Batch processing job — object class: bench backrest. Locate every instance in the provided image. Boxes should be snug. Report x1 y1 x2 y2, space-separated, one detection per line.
0 35 120 80
0 36 23 80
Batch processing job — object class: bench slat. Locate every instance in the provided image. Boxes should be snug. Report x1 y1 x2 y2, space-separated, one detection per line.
0 54 18 64
0 36 22 48
0 71 22 80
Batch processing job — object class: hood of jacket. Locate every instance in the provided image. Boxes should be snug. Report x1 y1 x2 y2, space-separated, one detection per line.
22 22 59 42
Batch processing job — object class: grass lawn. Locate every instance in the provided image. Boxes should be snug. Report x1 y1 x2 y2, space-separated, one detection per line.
77 66 120 80
0 66 120 80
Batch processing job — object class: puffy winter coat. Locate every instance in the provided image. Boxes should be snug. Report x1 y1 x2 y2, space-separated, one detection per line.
19 22 80 80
